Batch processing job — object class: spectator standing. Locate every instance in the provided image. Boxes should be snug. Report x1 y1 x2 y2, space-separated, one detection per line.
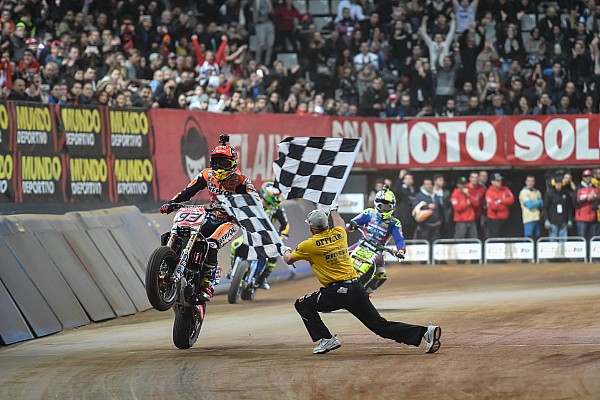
532 93 557 115
358 76 386 117
451 176 478 239
366 178 385 208
519 175 543 240
413 177 443 244
419 14 456 72
573 169 600 241
253 0 275 66
467 171 486 240
393 170 417 240
433 173 452 239
273 0 301 53
7 78 30 101
353 41 379 72
453 0 479 34
544 176 572 239
485 172 515 238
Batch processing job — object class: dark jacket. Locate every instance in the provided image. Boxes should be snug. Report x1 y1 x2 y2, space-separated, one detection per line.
544 187 572 225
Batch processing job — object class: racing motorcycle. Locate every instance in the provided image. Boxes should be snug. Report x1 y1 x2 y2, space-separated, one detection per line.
349 229 402 289
145 203 220 349
227 255 267 304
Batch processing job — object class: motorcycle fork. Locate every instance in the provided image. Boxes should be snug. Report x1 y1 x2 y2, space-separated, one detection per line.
174 233 197 282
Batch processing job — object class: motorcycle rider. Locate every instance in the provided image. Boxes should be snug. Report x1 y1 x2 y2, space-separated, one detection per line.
160 135 259 302
346 186 406 293
229 181 290 290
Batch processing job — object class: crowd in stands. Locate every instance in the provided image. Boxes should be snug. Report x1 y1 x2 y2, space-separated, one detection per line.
386 167 600 244
0 0 599 116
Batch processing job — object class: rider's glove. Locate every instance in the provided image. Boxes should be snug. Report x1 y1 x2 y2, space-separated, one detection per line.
160 203 175 214
395 249 405 259
346 220 358 232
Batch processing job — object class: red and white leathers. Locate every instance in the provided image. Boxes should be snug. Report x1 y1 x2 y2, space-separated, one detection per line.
485 185 515 220
169 167 259 300
574 182 600 222
451 188 477 222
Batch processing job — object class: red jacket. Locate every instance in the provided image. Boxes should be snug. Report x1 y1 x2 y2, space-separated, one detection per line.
466 183 485 218
451 188 477 222
485 185 515 220
574 184 600 222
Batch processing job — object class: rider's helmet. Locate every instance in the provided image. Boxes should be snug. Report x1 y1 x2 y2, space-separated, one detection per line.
374 188 396 219
210 135 238 181
260 181 282 207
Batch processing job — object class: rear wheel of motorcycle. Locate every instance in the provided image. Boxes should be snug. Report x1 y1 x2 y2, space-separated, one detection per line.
227 260 249 304
146 246 178 311
173 304 205 349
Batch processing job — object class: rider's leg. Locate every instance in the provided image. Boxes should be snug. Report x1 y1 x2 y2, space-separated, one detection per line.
199 222 240 301
371 255 388 291
257 257 277 290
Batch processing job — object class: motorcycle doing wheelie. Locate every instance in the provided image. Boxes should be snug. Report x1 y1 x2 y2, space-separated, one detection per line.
145 203 221 349
349 229 403 290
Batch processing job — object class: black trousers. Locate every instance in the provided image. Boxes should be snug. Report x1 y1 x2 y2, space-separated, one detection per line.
294 281 427 346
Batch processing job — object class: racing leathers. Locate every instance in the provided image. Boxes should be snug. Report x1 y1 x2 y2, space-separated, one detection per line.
230 202 289 289
348 208 406 291
169 168 259 300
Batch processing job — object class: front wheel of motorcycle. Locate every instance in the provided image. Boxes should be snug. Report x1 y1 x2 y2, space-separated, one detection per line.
146 246 178 311
227 259 249 304
173 304 205 349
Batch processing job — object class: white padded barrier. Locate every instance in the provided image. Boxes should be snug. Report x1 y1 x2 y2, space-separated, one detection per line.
383 239 430 264
589 236 600 263
484 237 535 263
536 236 587 263
432 239 482 264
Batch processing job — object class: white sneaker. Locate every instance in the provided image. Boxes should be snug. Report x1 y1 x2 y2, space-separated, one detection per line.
312 334 341 354
423 324 441 354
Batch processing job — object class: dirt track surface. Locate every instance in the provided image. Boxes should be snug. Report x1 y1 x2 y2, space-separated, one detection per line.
1 263 599 400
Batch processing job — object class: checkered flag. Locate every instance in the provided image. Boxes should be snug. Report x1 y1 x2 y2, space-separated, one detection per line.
218 194 284 260
273 137 362 205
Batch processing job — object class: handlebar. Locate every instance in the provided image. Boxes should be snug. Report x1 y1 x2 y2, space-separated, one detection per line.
356 228 403 259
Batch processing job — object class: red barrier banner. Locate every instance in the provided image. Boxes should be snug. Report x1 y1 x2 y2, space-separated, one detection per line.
506 115 600 166
330 116 505 168
0 101 12 153
152 111 506 200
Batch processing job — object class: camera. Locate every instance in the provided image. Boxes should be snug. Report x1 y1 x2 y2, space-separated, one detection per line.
219 134 230 144
40 84 50 91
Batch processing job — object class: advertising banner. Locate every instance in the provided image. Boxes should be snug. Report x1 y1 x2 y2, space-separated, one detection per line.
506 115 600 166
109 156 157 203
0 101 15 203
57 105 107 157
108 108 152 158
14 102 57 155
0 101 12 153
152 111 507 201
330 115 506 169
67 156 111 202
17 153 66 203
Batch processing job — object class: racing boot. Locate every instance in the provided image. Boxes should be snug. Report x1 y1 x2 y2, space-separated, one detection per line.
256 261 276 290
199 262 217 302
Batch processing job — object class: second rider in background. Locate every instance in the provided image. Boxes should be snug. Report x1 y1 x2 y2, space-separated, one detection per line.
230 181 290 290
346 187 406 293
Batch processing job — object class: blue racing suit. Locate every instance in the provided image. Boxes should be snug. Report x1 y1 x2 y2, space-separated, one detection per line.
349 208 406 272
